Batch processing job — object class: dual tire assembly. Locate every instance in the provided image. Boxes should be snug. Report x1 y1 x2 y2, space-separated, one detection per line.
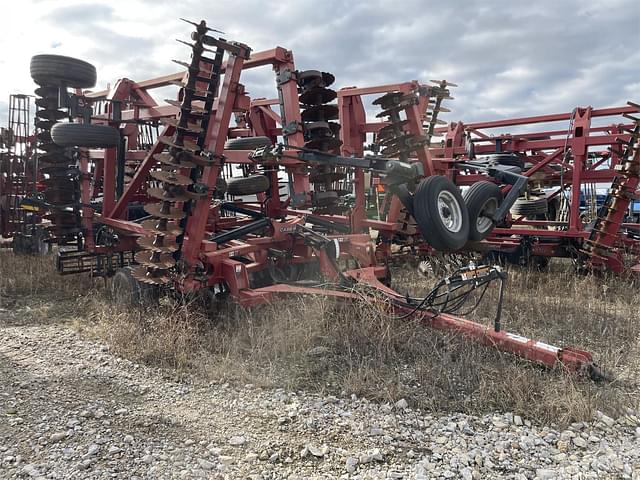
413 176 502 251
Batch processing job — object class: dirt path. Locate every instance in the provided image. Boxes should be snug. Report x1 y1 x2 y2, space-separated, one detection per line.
1 310 639 479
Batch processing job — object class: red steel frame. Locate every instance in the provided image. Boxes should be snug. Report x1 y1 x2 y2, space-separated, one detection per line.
42 37 614 378
428 105 640 272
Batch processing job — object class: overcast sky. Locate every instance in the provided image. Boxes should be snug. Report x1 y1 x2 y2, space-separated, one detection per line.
1 0 638 131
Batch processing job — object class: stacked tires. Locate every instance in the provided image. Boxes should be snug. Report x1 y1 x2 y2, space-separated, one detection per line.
30 54 121 245
223 136 272 196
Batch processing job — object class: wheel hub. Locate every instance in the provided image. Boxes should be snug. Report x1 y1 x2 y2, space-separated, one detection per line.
437 190 463 232
477 198 498 233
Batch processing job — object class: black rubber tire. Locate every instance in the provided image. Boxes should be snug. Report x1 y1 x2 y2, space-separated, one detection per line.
463 181 503 241
314 191 339 207
215 176 227 198
11 234 26 255
413 175 470 252
224 136 272 150
226 175 270 196
30 54 97 88
111 266 157 307
51 123 120 148
480 153 525 169
511 195 548 216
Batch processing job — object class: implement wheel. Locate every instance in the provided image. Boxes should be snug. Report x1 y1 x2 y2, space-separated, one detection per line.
30 54 97 88
111 266 158 307
464 181 502 241
226 175 270 196
224 136 272 150
511 195 548 217
51 123 120 148
413 176 469 251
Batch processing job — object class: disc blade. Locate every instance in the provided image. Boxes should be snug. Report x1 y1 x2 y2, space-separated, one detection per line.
140 218 183 236
143 202 186 220
150 170 193 186
137 235 179 253
134 251 176 269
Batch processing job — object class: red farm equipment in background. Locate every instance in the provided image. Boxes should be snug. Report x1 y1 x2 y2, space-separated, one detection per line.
427 105 640 274
14 18 639 381
0 94 49 253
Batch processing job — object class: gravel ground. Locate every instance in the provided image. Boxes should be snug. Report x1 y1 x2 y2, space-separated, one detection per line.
1 316 640 479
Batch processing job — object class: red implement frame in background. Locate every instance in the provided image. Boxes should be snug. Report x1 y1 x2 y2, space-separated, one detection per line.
427 104 640 272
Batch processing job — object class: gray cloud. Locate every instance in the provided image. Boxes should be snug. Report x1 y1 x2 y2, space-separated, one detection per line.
3 0 639 131
46 3 114 23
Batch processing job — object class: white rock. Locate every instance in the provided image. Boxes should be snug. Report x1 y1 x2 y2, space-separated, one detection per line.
50 432 66 442
536 469 557 480
492 418 509 429
198 458 215 470
395 399 409 410
123 435 134 444
219 455 233 465
306 444 324 457
572 437 587 448
20 464 40 477
346 457 358 473
597 412 615 427
359 448 383 464
560 430 576 441
114 408 128 415
86 444 100 456
228 435 246 446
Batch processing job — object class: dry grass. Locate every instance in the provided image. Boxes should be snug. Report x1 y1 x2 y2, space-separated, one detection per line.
2 250 639 425
0 251 96 325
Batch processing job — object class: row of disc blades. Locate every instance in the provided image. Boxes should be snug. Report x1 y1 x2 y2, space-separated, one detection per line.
373 91 429 161
131 20 221 285
32 82 80 244
421 80 455 146
582 119 640 261
297 70 346 213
